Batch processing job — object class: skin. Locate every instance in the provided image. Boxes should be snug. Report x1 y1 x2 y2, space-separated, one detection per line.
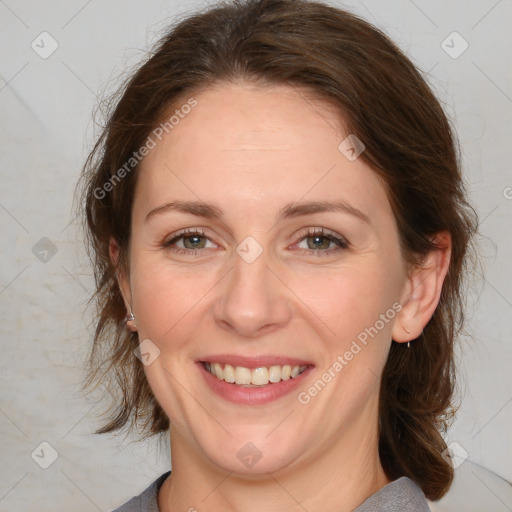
111 82 451 512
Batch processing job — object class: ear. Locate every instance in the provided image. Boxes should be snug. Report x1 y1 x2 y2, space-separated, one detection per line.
392 231 452 343
109 236 135 330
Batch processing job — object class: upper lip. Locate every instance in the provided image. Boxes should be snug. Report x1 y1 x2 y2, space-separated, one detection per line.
197 354 314 369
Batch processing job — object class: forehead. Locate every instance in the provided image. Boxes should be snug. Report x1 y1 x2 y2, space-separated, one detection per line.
134 83 391 223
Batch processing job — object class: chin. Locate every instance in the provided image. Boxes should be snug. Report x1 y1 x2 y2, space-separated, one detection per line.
199 431 301 477
211 450 296 477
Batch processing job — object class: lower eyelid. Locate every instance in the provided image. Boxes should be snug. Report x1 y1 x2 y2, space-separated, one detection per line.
294 240 347 254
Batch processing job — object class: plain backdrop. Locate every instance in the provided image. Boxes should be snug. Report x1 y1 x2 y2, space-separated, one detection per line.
0 1 511 511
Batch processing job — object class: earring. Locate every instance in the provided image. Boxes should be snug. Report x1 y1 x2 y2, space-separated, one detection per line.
118 285 136 329
403 325 411 348
125 311 137 332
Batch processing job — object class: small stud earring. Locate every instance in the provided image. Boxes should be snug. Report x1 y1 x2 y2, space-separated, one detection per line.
125 311 137 332
403 325 411 348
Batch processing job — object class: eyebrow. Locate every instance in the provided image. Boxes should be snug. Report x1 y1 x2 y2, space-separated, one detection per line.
145 199 371 224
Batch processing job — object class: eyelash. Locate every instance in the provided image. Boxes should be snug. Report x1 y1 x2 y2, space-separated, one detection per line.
162 227 349 257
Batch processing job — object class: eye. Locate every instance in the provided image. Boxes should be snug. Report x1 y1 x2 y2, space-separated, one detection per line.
162 227 349 257
163 228 217 254
294 228 349 256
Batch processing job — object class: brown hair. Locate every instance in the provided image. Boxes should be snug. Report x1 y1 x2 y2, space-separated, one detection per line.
79 0 477 501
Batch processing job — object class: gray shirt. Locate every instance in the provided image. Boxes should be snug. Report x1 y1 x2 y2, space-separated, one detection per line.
110 471 430 511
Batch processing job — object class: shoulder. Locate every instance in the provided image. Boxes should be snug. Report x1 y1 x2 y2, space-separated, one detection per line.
354 476 431 512
109 470 171 512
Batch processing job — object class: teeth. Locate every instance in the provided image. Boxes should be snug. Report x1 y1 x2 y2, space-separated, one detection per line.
223 364 235 383
235 366 252 385
290 366 301 378
281 365 291 380
213 362 223 380
251 367 269 385
205 362 307 386
269 365 283 383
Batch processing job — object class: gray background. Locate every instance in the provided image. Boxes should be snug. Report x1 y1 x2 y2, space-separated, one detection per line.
0 0 511 510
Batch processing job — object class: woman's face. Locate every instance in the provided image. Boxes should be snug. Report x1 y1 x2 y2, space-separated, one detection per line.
120 82 410 475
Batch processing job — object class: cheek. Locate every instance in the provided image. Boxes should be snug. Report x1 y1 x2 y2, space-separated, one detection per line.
288 261 401 346
129 255 218 344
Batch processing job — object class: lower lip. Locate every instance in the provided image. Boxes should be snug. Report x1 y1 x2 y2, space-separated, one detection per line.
197 362 313 405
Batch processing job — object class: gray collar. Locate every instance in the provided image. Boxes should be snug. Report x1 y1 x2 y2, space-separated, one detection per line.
111 472 429 512
354 476 430 511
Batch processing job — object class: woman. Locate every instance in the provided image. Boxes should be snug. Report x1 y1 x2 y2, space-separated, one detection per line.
80 0 477 510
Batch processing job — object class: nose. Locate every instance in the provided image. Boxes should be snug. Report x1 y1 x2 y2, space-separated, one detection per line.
213 246 292 338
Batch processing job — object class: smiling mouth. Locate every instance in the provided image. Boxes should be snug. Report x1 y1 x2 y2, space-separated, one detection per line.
202 362 308 387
